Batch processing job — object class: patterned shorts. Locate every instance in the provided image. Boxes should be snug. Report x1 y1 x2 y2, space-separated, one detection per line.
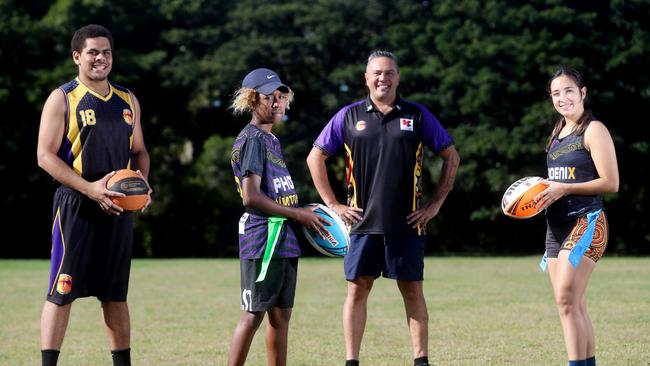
545 210 608 263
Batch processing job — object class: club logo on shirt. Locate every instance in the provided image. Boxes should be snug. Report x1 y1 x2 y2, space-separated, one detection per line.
123 109 133 125
400 118 413 131
273 175 295 193
548 142 583 160
56 274 72 295
276 193 299 207
355 120 367 131
548 166 576 180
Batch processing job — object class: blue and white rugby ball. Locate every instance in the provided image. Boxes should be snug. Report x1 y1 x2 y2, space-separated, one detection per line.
301 203 349 257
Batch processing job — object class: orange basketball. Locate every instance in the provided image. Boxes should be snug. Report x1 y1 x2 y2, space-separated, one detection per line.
501 176 548 219
106 169 149 211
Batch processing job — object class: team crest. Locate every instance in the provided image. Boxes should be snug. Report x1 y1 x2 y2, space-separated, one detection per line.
56 274 72 295
400 118 413 131
123 109 133 125
355 120 367 131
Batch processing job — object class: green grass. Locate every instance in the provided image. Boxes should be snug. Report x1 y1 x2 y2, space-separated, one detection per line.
1 257 649 365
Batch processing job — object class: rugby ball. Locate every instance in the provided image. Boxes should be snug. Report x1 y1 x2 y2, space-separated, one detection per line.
301 203 349 257
501 176 548 219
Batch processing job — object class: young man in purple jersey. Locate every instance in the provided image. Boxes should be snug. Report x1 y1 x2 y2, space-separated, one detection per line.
228 68 328 366
307 51 460 366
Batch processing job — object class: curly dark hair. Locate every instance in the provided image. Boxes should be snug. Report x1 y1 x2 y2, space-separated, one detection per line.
71 24 114 53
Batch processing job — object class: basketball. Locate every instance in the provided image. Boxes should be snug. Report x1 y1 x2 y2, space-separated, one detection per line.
106 169 149 211
501 176 548 219
301 203 349 257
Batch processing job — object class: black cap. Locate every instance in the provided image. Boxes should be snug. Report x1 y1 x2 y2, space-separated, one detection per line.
242 68 289 95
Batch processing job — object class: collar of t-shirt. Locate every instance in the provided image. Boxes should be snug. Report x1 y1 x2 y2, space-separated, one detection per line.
364 95 404 116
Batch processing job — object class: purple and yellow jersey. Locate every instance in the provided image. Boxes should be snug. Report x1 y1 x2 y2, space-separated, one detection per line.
57 78 136 182
314 98 453 236
231 124 301 259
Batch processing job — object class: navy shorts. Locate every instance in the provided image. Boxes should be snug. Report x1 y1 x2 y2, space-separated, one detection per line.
344 234 425 281
46 186 134 305
546 210 608 263
240 257 298 312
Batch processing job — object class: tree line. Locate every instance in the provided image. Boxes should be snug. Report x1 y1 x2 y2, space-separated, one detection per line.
1 0 648 257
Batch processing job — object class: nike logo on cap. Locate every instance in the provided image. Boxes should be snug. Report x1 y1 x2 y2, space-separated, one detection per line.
266 75 274 79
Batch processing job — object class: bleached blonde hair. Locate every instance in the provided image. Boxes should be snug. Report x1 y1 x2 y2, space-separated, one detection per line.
229 87 294 116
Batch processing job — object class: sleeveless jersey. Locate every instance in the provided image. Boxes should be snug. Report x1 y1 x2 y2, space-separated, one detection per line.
57 78 136 182
231 124 301 259
546 127 603 222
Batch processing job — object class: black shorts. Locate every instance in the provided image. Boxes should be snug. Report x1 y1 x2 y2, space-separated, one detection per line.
239 257 298 312
46 186 134 305
344 234 425 281
545 210 608 263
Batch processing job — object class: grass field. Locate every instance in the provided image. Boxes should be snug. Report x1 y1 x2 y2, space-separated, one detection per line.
0 257 648 365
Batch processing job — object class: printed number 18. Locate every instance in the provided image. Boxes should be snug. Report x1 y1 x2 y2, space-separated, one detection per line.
79 109 96 126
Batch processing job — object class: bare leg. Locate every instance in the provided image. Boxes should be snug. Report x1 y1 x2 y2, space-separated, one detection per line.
547 252 596 360
101 301 131 350
227 311 265 366
266 307 292 366
41 301 72 350
397 280 428 358
581 293 595 358
343 276 374 361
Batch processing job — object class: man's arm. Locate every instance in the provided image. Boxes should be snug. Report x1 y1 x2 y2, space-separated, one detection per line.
37 89 90 193
128 93 153 211
306 147 363 224
36 89 124 214
406 145 460 227
129 93 150 179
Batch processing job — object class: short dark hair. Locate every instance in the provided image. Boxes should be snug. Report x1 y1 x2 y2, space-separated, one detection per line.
71 24 114 53
367 50 399 70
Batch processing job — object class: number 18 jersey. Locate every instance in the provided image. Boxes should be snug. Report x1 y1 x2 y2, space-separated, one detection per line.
57 77 136 182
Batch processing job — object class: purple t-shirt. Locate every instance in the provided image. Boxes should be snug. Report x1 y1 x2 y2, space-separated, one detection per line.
231 124 301 259
314 98 454 235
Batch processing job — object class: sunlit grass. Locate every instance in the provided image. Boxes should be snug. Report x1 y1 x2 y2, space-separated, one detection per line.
0 257 648 365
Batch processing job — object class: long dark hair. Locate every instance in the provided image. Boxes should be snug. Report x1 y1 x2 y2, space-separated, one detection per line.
545 67 594 150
